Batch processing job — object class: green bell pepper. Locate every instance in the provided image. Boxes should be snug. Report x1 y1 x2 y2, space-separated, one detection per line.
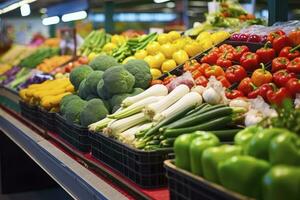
174 132 202 171
245 128 289 161
234 125 263 153
263 165 300 200
218 155 270 199
201 144 242 183
269 132 300 166
190 132 220 176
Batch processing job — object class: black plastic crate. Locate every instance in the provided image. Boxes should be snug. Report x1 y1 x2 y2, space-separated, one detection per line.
55 113 90 153
164 160 253 200
19 101 40 124
89 132 173 188
37 107 56 132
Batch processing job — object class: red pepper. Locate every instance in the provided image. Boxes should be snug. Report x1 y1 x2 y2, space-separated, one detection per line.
192 69 203 79
204 65 225 78
209 47 221 54
183 59 201 72
225 65 248 83
216 52 233 68
233 45 250 62
286 57 300 73
251 63 273 87
219 44 235 53
258 83 274 101
256 42 276 64
272 35 291 53
286 78 300 97
201 52 219 65
279 44 300 60
151 79 163 85
240 52 259 71
195 75 208 87
248 89 260 99
225 89 244 99
163 73 176 85
217 76 231 88
266 87 291 106
238 77 257 96
273 69 297 87
267 30 286 43
198 63 210 75
271 57 289 72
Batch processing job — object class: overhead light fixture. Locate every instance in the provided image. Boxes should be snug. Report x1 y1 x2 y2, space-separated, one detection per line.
166 2 175 8
62 11 87 22
153 0 170 3
20 3 30 16
0 0 37 15
40 8 47 14
42 16 60 26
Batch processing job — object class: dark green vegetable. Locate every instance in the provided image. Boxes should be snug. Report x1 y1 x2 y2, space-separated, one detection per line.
211 129 242 141
185 103 209 116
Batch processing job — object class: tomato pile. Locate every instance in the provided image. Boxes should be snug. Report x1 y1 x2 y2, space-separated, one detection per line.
161 29 300 106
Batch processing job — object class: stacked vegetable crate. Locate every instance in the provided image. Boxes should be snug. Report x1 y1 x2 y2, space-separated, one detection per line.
56 114 90 152
90 132 173 188
19 101 40 124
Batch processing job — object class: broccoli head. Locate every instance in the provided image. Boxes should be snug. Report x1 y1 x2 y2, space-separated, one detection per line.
64 99 87 124
85 94 99 101
85 70 104 95
78 79 92 100
80 99 109 127
109 87 144 112
60 94 80 115
96 79 112 100
124 59 152 89
69 65 93 90
103 65 135 95
89 55 118 71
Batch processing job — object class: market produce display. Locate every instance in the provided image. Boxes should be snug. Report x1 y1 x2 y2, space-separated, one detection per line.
36 55 72 73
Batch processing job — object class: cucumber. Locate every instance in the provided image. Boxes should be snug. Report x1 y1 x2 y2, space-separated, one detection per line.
144 145 160 151
160 138 176 147
146 140 160 145
185 103 209 116
163 116 232 138
211 129 242 141
163 106 232 130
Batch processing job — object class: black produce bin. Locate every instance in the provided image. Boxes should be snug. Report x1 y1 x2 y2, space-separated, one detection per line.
164 160 254 200
19 101 40 124
56 113 90 153
90 132 173 188
37 107 56 132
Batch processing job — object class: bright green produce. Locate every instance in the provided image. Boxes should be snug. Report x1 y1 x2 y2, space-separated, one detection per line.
201 145 242 183
102 65 135 95
78 79 90 100
85 71 104 95
69 65 93 90
269 132 300 166
190 132 220 176
218 155 270 199
96 79 112 100
124 59 152 89
245 128 289 161
89 55 118 71
174 133 201 171
80 30 111 56
210 129 242 141
8 68 31 89
262 165 300 200
109 88 144 112
64 99 87 124
80 99 109 127
19 47 59 68
234 125 263 152
60 94 81 114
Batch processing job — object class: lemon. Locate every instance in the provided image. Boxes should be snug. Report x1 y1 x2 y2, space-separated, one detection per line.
172 50 189 65
144 55 160 69
173 39 186 50
157 33 170 45
160 43 177 59
134 50 148 59
196 31 211 42
154 52 166 67
122 56 135 64
168 31 181 41
184 41 204 57
200 40 214 51
146 41 161 55
211 31 230 44
161 59 177 72
150 68 162 80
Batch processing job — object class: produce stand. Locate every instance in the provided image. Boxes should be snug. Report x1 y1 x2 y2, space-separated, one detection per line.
0 86 169 200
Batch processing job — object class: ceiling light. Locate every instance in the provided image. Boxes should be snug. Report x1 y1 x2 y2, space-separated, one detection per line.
20 3 30 16
166 2 175 8
0 0 37 15
154 0 170 3
62 11 87 22
40 8 47 14
42 16 60 26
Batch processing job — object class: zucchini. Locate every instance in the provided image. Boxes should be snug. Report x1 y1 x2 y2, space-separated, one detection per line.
163 106 232 130
211 129 242 141
144 145 160 151
160 138 176 147
185 103 209 116
146 140 160 145
163 116 232 138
